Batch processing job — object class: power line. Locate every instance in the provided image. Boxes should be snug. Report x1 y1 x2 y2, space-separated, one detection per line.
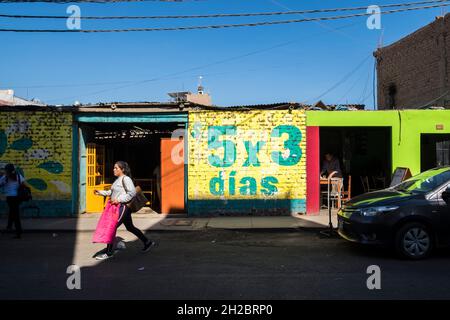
0 3 447 32
0 0 447 19
335 59 372 105
269 0 363 53
373 58 377 109
42 22 359 102
307 54 373 103
358 67 372 104
0 0 201 3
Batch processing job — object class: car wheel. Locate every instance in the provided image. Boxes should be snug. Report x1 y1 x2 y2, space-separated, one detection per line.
395 222 433 260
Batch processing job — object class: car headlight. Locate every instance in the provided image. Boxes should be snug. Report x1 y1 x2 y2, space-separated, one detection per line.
360 206 399 217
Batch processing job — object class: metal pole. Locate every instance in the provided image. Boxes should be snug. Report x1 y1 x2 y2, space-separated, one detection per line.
320 171 338 237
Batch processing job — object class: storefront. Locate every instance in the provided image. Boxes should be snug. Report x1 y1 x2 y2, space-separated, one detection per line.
187 109 307 216
73 106 188 215
1 106 449 218
305 110 450 214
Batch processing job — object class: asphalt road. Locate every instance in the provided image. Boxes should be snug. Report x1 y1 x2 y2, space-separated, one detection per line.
1 228 450 300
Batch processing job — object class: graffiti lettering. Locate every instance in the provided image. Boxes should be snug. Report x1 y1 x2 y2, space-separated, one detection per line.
208 126 237 168
243 140 266 167
208 125 302 168
209 171 278 196
270 125 302 166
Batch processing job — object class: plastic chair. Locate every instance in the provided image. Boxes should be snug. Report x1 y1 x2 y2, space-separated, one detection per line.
330 178 344 209
320 174 342 209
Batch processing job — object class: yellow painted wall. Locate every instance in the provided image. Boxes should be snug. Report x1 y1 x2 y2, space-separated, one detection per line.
188 110 306 214
0 111 72 211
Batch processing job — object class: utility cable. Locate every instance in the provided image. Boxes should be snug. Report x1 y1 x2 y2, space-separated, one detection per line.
0 0 447 19
0 3 448 32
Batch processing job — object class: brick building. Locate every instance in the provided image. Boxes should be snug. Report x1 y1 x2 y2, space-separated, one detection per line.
1 103 449 217
374 14 450 109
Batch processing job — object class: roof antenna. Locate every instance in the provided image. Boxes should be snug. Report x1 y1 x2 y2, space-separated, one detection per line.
197 76 204 94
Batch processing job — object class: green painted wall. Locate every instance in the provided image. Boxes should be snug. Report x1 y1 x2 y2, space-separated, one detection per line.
306 110 450 176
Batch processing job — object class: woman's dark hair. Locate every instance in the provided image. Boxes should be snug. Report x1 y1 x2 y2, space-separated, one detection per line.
4 163 17 181
115 161 132 178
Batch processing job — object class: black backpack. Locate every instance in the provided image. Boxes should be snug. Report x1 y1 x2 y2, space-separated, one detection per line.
17 175 32 202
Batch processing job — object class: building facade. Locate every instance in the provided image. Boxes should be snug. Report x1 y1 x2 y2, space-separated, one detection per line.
0 105 449 217
375 14 450 109
0 107 73 217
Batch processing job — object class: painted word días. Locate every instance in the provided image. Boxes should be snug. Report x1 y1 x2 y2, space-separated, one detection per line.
210 171 278 196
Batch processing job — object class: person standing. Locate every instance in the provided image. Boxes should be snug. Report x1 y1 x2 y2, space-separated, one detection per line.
0 164 25 238
94 161 155 260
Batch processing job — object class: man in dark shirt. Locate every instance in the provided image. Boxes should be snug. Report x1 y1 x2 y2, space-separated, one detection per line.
321 153 342 178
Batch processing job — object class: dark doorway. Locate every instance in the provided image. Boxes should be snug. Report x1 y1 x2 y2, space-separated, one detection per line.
320 127 392 197
421 134 450 171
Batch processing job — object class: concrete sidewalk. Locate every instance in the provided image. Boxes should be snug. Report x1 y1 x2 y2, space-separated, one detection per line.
0 210 338 232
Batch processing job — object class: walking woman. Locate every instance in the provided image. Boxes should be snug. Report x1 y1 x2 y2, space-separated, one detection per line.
94 161 155 260
0 164 25 239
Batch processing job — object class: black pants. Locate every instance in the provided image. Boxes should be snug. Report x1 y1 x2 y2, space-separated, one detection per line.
107 204 148 255
6 196 22 236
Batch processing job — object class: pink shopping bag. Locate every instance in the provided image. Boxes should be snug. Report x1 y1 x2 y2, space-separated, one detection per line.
92 201 120 244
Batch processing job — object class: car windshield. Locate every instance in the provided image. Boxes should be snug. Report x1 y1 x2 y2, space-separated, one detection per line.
392 168 450 194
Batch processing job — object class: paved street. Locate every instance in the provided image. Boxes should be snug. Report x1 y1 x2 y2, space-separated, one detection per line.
1 229 450 300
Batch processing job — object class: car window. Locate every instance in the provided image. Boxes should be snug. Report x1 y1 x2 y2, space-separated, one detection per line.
393 169 450 194
436 184 450 199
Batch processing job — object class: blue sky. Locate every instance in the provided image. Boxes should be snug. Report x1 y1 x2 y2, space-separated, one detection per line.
0 0 445 108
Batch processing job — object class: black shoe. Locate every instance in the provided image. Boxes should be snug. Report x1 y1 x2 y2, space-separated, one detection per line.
95 253 113 260
12 235 21 239
92 247 109 258
142 240 157 253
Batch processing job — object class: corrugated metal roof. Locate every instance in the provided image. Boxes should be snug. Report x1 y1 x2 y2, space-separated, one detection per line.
0 100 366 112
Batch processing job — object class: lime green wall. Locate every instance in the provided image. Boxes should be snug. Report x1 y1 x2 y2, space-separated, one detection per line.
306 110 450 176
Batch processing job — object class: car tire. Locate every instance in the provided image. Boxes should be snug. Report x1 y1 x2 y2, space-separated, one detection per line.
395 222 433 260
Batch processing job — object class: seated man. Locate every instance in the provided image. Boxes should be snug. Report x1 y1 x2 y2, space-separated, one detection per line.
321 153 342 178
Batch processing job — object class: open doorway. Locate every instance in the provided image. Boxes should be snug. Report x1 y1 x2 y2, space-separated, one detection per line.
421 134 450 171
319 127 392 198
80 122 185 214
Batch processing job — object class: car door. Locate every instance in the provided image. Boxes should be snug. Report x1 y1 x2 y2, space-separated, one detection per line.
436 184 450 246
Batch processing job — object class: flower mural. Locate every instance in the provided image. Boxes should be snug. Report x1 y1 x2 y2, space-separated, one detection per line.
0 114 72 201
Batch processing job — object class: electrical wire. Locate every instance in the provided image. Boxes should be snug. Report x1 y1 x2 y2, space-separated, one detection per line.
43 22 359 103
308 54 373 104
0 3 448 32
0 0 202 3
373 58 377 109
335 60 372 105
0 0 447 19
358 67 372 104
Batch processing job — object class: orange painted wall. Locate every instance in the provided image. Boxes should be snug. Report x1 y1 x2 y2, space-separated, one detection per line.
161 138 185 214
